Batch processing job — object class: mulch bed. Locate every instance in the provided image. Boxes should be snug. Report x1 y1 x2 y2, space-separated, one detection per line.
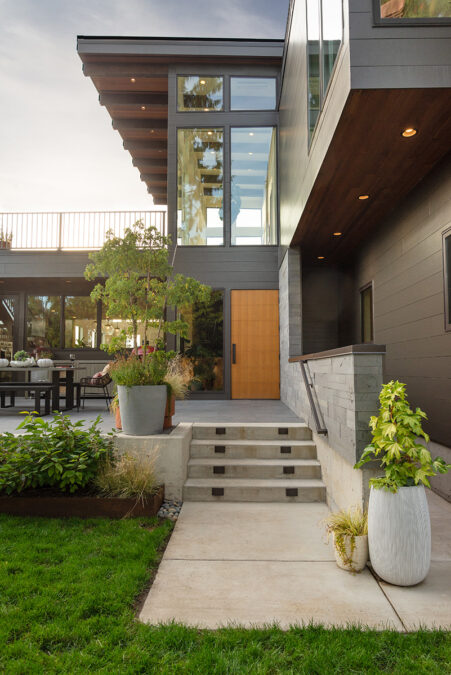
0 485 164 518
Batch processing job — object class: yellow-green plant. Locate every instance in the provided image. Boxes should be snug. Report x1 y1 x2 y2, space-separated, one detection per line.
94 452 159 506
323 506 368 573
355 380 450 492
164 355 189 400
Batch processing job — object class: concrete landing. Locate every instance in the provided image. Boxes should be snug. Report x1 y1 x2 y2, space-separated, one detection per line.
140 493 451 631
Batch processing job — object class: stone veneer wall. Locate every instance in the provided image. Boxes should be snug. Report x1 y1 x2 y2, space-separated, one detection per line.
279 250 382 509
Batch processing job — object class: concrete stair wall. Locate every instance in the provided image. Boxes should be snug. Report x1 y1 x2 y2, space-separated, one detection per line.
183 423 326 503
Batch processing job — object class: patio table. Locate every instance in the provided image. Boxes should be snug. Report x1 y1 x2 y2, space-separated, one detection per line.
0 366 86 412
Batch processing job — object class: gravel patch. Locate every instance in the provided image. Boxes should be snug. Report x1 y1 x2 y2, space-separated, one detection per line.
158 499 183 521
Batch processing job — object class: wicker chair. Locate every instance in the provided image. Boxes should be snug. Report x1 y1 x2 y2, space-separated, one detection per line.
77 373 112 410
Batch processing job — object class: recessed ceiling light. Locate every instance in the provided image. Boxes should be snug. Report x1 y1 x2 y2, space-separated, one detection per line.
248 152 253 155
204 108 209 112
358 194 369 200
333 232 342 236
200 79 206 85
207 131 213 135
402 127 417 138
130 77 136 83
317 256 325 260
141 106 146 111
249 132 254 136
65 280 72 283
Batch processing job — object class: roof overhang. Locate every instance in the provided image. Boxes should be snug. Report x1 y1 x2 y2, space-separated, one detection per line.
293 87 451 263
77 37 284 205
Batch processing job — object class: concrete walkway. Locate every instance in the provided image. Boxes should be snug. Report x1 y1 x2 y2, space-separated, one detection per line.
140 491 451 631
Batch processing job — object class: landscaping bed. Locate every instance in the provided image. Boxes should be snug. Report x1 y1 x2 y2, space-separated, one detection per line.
0 485 163 518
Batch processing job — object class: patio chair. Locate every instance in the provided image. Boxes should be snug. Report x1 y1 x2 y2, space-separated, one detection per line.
77 373 112 410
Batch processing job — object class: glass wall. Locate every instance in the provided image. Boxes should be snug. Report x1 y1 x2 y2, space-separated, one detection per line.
64 296 97 349
177 128 224 246
101 310 159 351
231 127 277 245
27 296 61 351
445 232 451 330
379 0 450 19
307 0 343 143
0 295 17 359
177 76 223 111
178 290 224 391
230 77 276 110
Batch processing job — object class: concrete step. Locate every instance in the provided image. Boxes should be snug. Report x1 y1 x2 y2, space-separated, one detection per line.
190 439 317 460
192 423 312 442
183 478 326 503
188 458 322 480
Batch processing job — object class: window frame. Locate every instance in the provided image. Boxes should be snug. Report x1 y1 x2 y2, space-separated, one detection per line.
372 0 451 26
306 0 344 149
176 75 225 113
229 76 278 112
443 227 451 332
360 281 374 344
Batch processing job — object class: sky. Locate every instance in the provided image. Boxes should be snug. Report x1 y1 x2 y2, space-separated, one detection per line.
0 0 289 213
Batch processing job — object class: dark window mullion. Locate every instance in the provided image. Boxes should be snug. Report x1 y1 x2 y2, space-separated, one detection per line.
224 125 231 247
60 296 65 349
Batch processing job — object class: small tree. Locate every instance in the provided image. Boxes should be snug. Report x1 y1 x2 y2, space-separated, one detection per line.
354 380 450 492
84 221 211 360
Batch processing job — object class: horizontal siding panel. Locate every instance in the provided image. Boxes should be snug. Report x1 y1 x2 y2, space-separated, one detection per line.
351 64 451 89
384 355 451 380
376 314 445 344
375 271 442 315
375 291 444 330
386 334 451 359
351 38 451 67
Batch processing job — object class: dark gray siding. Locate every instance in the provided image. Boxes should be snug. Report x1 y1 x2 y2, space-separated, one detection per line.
0 252 90 278
354 156 451 447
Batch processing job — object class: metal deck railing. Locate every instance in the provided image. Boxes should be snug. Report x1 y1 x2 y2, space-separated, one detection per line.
0 211 166 251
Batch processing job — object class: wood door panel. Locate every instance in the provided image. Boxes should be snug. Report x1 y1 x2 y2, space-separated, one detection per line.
231 290 280 399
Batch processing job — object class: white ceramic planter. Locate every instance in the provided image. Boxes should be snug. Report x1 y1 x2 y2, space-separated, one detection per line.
37 359 54 368
368 485 431 586
10 358 34 368
333 533 368 572
0 358 9 367
117 384 167 436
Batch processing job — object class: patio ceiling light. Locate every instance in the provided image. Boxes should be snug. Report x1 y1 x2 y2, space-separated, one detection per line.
130 77 136 83
333 232 342 236
200 79 206 85
358 194 369 200
141 106 146 110
402 127 417 138
317 256 325 260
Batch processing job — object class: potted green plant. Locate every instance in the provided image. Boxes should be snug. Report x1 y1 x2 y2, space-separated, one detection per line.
355 380 450 586
163 354 189 429
85 220 210 435
10 350 34 368
323 507 368 573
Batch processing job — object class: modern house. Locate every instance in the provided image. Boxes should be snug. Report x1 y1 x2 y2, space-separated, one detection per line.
1 0 450 506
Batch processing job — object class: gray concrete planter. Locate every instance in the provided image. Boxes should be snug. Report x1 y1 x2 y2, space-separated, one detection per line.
368 485 431 586
117 384 167 436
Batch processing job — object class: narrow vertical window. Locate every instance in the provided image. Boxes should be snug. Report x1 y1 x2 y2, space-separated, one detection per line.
444 230 451 330
361 284 374 344
307 0 321 142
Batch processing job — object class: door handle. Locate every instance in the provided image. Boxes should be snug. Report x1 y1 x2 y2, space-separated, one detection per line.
232 343 236 364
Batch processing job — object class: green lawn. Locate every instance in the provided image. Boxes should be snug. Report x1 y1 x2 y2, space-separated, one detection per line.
0 515 449 674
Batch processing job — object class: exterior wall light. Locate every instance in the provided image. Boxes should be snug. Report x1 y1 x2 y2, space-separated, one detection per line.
402 128 417 138
333 232 342 236
358 195 369 200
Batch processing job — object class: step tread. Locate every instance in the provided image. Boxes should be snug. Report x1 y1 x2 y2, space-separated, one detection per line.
188 458 320 467
190 439 315 447
192 422 308 428
184 478 325 488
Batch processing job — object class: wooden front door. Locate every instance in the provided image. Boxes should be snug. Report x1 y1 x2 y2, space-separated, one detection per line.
231 290 280 399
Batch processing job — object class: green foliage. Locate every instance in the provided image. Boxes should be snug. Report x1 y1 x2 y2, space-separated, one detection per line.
0 514 449 673
94 452 160 505
0 413 113 494
13 350 29 362
354 380 450 492
84 220 211 355
109 351 175 388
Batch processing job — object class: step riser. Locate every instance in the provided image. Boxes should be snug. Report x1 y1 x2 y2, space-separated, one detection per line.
188 465 322 480
183 486 326 503
190 445 317 460
192 427 312 441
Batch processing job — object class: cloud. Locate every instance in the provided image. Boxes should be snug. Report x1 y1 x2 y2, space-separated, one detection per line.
0 0 288 211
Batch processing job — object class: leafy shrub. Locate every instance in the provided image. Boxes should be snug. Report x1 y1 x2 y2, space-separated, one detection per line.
13 350 29 362
354 380 450 492
0 413 113 494
110 351 175 388
94 452 160 505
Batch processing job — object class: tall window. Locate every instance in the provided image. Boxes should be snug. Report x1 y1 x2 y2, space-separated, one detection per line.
27 296 61 351
177 128 224 246
444 230 451 330
231 127 277 245
378 0 451 21
307 0 343 143
361 284 374 344
0 295 17 359
177 77 223 112
64 296 97 349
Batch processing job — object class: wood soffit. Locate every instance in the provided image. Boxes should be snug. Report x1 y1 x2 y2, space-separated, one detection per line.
294 88 451 264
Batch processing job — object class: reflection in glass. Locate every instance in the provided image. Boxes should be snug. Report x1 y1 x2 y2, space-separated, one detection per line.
231 127 277 245
230 78 276 110
177 128 224 246
307 0 320 141
64 296 97 349
380 0 450 18
101 309 159 350
177 76 223 111
0 295 16 359
322 0 342 96
178 290 224 391
445 234 451 325
27 296 61 350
